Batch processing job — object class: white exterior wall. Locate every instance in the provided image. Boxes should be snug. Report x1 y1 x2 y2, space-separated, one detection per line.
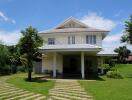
42 53 63 73
42 32 102 46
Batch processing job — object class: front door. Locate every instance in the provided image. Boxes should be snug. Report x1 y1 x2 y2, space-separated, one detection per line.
63 55 81 77
84 57 98 78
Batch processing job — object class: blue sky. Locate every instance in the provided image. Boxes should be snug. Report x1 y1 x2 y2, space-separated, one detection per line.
0 0 132 50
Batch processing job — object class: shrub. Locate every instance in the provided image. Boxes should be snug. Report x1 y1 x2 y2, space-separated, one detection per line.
106 70 123 79
102 64 110 70
109 60 115 67
17 66 27 72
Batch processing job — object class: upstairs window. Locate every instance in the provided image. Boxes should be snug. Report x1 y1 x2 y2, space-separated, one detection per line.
69 23 75 28
68 36 75 44
86 35 96 44
48 38 55 45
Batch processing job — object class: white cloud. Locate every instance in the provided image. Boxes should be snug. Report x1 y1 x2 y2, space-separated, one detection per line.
0 11 16 24
0 30 21 45
103 32 123 43
80 12 116 30
102 31 132 51
0 11 8 21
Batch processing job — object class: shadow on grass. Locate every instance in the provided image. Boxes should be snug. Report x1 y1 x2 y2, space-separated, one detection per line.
126 74 132 78
83 76 105 81
24 77 48 83
94 76 105 81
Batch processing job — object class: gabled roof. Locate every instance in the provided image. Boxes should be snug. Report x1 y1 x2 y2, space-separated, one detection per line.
55 17 89 29
39 17 109 39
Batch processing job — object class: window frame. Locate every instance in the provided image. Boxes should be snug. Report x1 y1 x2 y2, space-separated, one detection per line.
48 38 55 45
86 35 96 44
68 35 75 44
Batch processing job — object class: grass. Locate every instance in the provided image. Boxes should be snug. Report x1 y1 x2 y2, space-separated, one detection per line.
6 73 55 96
79 64 132 100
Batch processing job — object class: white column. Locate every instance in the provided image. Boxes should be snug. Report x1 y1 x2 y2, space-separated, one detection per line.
53 52 56 78
81 52 85 79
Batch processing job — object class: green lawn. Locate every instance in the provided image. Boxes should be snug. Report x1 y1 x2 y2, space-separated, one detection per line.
6 73 55 96
79 64 132 100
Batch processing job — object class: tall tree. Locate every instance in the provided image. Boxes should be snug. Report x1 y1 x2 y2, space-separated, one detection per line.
18 26 43 81
121 15 132 44
8 45 21 73
0 44 11 75
114 46 131 63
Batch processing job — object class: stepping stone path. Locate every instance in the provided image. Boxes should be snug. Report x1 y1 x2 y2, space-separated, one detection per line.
0 78 46 100
48 79 93 100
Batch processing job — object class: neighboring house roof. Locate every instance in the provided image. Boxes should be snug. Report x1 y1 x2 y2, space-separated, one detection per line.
40 44 102 52
126 55 132 61
97 49 118 56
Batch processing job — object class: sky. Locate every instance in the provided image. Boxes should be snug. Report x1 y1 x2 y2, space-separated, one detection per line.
0 0 132 51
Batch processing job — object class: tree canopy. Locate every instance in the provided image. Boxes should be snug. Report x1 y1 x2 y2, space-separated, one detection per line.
18 26 43 81
0 43 11 75
121 15 132 44
114 46 131 63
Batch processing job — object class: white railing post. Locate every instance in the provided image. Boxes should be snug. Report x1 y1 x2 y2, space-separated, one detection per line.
81 52 85 79
53 52 56 78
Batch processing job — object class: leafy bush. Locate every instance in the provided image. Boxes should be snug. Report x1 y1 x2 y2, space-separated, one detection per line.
17 66 27 72
0 65 11 75
109 60 115 67
106 70 123 79
102 64 110 69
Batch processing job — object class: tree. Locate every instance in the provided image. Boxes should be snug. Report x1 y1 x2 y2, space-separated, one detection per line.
114 46 131 63
0 44 11 75
8 45 21 73
18 26 43 81
121 15 132 44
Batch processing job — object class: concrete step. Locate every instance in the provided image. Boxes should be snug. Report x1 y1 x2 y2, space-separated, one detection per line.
50 96 70 100
20 94 41 100
49 92 92 99
49 93 92 100
0 88 19 93
0 90 29 99
55 85 80 88
50 91 88 96
0 89 23 96
0 85 15 89
53 86 82 90
51 88 84 91
35 96 46 100
8 92 35 100
50 89 87 95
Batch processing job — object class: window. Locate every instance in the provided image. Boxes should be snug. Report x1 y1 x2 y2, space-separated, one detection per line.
86 35 96 44
68 36 75 44
69 23 75 28
48 38 55 45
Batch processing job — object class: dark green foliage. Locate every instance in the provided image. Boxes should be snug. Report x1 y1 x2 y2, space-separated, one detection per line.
109 60 115 67
114 46 131 63
18 26 43 81
17 66 27 72
8 45 21 73
0 44 11 75
106 70 123 79
121 15 132 44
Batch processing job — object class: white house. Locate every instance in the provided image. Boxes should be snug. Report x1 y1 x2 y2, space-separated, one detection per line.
35 17 117 79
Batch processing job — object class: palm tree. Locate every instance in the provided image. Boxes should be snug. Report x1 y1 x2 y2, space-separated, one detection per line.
121 15 132 44
114 46 131 63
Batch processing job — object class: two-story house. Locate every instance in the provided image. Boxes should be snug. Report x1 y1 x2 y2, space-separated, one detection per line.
37 17 117 79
